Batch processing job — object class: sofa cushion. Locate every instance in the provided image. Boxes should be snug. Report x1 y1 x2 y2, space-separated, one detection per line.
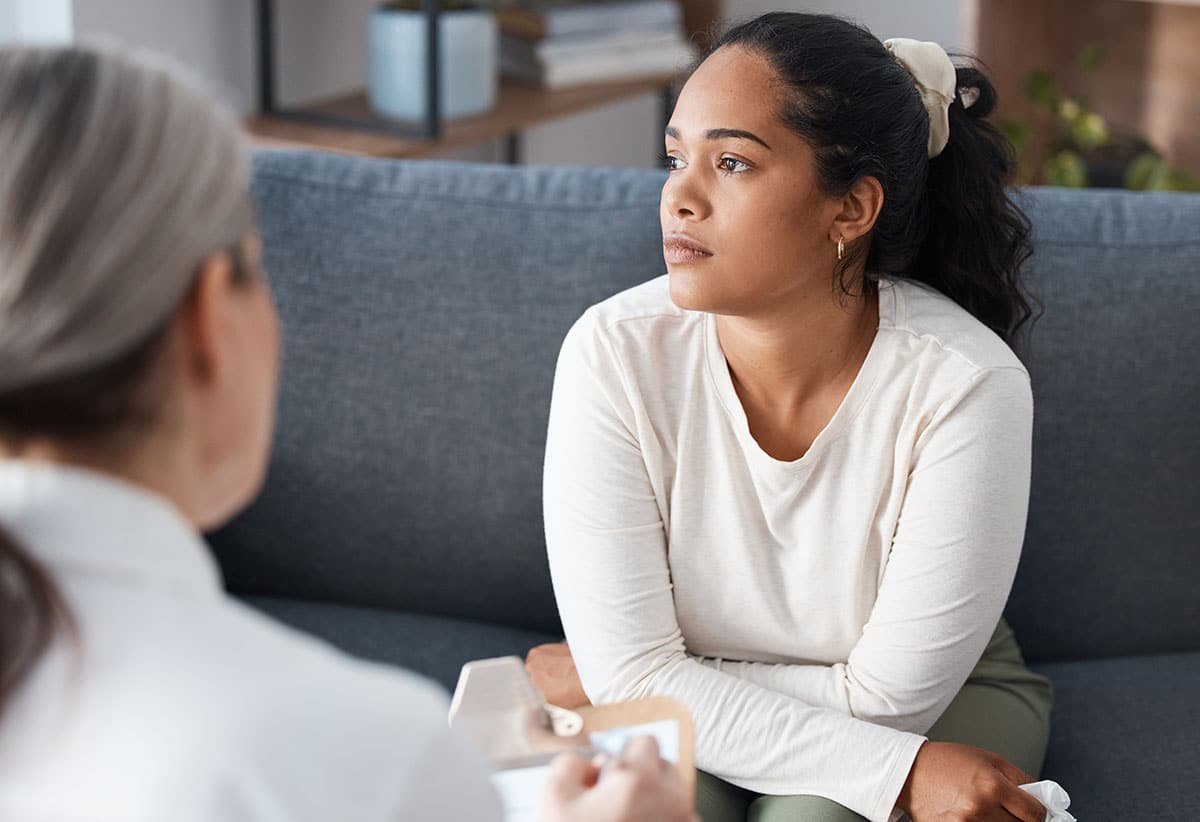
243 595 561 692
1006 187 1200 663
210 151 667 634
1034 651 1200 820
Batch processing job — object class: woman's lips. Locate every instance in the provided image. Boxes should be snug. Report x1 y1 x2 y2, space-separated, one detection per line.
663 234 714 265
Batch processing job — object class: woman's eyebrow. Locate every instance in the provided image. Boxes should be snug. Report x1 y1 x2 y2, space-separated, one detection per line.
664 126 772 151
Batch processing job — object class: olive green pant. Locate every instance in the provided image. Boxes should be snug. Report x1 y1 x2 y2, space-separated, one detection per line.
696 619 1053 822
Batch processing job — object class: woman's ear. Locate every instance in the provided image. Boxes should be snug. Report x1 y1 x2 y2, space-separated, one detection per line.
177 249 236 390
830 175 884 245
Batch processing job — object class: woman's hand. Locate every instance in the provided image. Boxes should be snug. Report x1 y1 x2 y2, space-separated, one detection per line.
538 736 698 822
897 741 1047 821
526 642 591 708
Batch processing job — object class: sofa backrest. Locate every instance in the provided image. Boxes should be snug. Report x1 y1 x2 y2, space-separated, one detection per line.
210 149 663 635
210 149 1200 663
1006 187 1200 662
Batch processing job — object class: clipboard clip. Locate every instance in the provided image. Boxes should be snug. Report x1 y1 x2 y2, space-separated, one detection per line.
448 655 588 767
544 702 584 737
448 655 585 735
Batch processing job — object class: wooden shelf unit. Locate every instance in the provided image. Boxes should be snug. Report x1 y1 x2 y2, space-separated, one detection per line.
964 0 1200 177
246 76 681 159
247 0 722 161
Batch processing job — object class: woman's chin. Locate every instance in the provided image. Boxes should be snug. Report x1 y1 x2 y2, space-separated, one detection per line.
668 267 721 313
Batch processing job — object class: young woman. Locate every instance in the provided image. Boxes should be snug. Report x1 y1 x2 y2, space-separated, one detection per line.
0 45 693 822
530 13 1054 822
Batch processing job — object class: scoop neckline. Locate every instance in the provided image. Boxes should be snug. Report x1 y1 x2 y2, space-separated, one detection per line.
703 278 900 473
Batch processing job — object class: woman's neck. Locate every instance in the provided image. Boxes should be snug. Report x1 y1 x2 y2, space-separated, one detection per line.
0 432 201 526
716 282 879 419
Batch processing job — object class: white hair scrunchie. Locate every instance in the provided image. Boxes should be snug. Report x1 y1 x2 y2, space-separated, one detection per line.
883 37 973 158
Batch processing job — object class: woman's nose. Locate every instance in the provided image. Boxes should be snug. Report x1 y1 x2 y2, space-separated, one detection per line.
663 175 705 220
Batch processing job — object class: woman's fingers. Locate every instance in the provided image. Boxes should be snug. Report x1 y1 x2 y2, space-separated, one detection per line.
543 753 594 805
619 736 667 771
979 810 1025 822
999 781 1047 822
541 737 693 822
990 754 1036 788
986 754 1045 822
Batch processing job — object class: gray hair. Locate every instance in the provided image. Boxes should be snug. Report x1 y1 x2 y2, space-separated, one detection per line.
0 43 253 394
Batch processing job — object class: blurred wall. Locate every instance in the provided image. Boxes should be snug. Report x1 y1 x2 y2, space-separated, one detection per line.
726 0 966 50
69 0 963 166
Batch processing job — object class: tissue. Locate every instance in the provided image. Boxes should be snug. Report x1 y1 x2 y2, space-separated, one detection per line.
1021 780 1076 822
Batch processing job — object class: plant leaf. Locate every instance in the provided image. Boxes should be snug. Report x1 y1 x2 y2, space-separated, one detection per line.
1070 112 1109 150
1125 152 1168 190
1024 70 1056 107
999 118 1031 156
1045 150 1088 187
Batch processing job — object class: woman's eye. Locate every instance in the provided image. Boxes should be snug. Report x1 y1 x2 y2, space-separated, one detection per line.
719 156 750 174
663 154 683 171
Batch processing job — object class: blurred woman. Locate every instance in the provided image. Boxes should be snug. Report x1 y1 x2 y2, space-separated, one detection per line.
0 44 692 822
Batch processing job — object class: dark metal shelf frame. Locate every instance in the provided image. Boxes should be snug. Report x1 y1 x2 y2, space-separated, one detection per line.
257 0 444 140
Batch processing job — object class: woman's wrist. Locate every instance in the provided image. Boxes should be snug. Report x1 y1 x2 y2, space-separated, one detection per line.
894 739 927 815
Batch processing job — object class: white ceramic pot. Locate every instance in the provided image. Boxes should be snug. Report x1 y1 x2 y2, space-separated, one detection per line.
368 6 498 122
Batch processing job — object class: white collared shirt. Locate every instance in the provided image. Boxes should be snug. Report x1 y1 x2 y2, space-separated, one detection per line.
0 461 502 821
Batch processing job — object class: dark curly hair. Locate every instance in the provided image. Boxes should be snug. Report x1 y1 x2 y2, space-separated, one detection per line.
707 12 1040 351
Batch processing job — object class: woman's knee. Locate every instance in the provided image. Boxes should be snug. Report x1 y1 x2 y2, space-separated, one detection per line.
696 770 754 822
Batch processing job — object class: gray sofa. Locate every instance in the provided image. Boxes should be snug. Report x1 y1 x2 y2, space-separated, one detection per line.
209 149 1200 819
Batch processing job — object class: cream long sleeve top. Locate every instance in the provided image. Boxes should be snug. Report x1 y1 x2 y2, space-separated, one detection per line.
543 274 1034 822
0 461 502 822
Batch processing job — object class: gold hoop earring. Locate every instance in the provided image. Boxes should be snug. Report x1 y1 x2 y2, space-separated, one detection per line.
836 236 845 262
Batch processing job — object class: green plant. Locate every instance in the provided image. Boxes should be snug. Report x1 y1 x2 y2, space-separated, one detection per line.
998 45 1199 191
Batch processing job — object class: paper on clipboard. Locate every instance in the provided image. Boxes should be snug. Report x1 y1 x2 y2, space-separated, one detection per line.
589 718 681 763
448 656 694 822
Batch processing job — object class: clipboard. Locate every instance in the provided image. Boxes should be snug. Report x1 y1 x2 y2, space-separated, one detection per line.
448 655 695 816
575 698 695 793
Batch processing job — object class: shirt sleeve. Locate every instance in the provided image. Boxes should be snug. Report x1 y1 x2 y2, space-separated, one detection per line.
399 718 504 822
694 366 1035 736
353 668 504 822
542 314 926 822
226 657 504 822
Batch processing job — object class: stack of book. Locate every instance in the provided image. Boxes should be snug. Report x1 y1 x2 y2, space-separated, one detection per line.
498 0 696 90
